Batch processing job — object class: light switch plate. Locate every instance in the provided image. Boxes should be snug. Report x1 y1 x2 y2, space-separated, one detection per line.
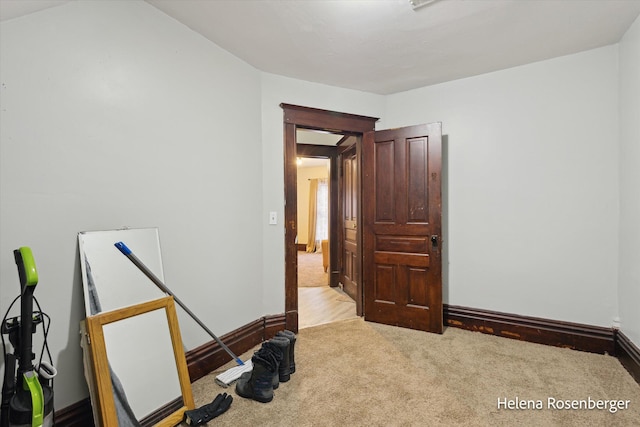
269 211 277 225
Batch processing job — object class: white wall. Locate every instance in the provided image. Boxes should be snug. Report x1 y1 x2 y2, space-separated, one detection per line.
0 1 263 407
618 14 640 347
385 46 620 328
260 73 386 314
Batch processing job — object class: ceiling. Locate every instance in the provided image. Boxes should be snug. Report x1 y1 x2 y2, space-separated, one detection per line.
1 0 639 94
297 129 344 146
297 156 330 169
296 129 343 168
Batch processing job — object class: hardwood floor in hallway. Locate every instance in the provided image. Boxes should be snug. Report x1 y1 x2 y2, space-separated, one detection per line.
298 285 358 329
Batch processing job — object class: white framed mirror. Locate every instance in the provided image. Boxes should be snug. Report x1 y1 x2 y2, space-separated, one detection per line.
85 296 194 427
78 228 166 317
78 228 191 426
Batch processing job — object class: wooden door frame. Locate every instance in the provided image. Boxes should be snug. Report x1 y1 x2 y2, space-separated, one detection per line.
281 104 378 332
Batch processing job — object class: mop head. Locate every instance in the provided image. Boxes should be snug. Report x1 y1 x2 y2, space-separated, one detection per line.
215 360 253 387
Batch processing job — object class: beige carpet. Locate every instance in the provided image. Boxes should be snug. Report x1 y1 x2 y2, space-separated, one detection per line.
189 319 640 426
298 251 328 287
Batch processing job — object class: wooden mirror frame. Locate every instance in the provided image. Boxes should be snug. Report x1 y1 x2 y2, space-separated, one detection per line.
85 296 194 426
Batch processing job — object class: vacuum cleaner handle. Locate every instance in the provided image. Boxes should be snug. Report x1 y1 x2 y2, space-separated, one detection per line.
114 242 244 366
13 248 38 371
14 247 38 290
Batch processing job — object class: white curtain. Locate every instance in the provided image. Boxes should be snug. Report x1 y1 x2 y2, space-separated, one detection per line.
315 178 328 249
306 179 318 252
306 178 329 252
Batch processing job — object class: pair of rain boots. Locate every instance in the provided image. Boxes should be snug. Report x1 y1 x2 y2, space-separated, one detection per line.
235 330 296 403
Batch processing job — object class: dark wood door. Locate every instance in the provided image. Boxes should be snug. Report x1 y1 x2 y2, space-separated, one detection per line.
362 123 443 333
340 147 360 309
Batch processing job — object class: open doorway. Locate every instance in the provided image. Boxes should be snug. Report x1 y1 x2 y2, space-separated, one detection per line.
281 104 379 332
296 155 330 286
296 132 358 329
283 105 444 335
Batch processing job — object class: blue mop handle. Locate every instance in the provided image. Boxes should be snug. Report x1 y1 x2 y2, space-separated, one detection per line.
114 241 132 255
114 241 244 366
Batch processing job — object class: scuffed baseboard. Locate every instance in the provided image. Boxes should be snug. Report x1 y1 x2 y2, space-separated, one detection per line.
615 329 640 384
443 304 615 354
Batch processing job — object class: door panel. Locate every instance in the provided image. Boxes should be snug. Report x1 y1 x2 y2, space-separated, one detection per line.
363 123 442 333
341 149 359 304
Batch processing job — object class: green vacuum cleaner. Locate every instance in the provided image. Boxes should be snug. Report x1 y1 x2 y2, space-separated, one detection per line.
1 247 55 427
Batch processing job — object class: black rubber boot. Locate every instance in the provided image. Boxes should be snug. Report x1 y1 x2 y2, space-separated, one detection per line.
261 340 284 389
235 341 282 402
235 360 275 403
276 330 297 374
271 336 291 383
